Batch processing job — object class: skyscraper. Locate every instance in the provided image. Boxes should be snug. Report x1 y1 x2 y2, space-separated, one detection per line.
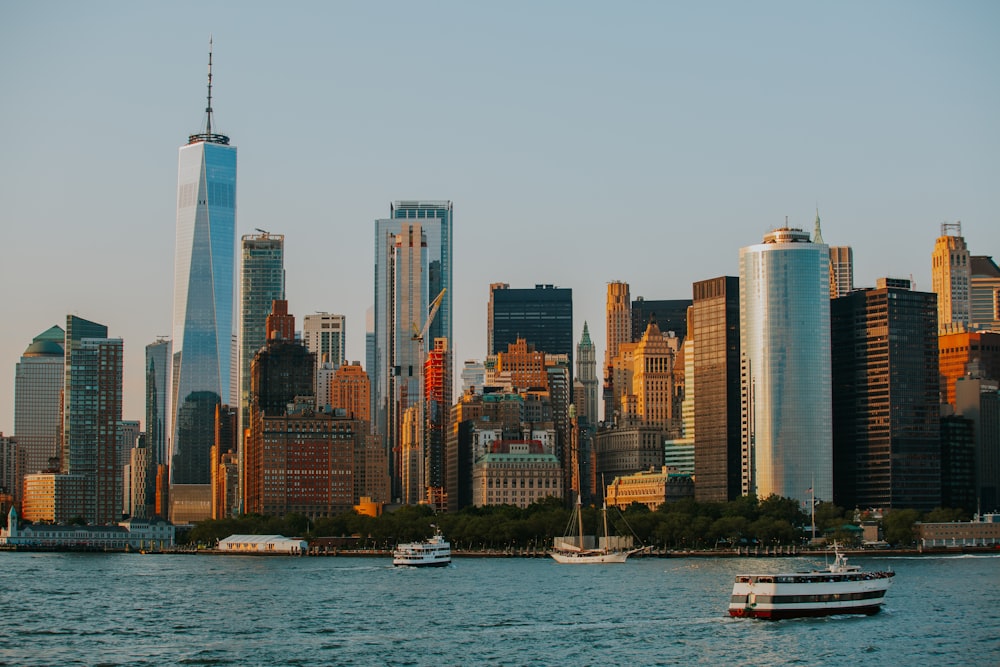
373 201 452 500
828 247 854 299
604 281 631 420
692 276 742 502
831 280 940 511
575 322 598 426
740 227 832 503
970 255 1000 329
932 222 971 333
145 338 171 468
488 284 573 365
169 44 237 521
63 315 123 524
14 326 64 478
630 297 691 344
303 313 346 373
238 232 285 437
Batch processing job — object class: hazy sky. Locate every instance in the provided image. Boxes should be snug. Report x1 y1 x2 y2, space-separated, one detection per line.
1 1 997 433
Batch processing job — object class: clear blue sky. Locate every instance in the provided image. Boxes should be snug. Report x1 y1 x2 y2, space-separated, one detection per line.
1 1 997 432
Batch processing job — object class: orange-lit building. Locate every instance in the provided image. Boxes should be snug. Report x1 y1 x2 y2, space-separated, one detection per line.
424 338 452 510
939 331 1000 408
328 362 371 421
491 338 548 390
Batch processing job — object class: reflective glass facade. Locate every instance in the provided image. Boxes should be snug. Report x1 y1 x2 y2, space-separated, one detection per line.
14 326 65 477
740 229 832 503
145 338 171 467
373 202 452 499
171 139 236 487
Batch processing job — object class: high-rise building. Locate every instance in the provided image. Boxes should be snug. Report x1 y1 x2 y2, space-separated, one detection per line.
460 360 485 396
373 201 452 499
303 313 346 377
692 276 742 502
0 434 22 503
740 227 832 503
630 297 691 344
829 247 854 299
170 45 237 522
116 421 140 518
328 362 371 422
932 222 971 333
489 284 573 364
604 281 631 420
575 322 599 426
424 337 452 509
939 415 976 515
62 316 123 524
971 255 1000 329
14 326 64 479
955 373 1000 512
831 280 941 511
938 331 1000 410
144 338 170 468
238 232 285 444
630 321 676 427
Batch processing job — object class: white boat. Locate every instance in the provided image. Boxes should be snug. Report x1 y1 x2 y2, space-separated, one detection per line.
392 528 451 568
550 494 645 564
728 544 895 619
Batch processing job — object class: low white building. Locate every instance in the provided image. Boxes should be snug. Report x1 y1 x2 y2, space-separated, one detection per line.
218 534 307 554
0 506 175 551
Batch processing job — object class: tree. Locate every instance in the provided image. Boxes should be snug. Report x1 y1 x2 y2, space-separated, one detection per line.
882 509 921 546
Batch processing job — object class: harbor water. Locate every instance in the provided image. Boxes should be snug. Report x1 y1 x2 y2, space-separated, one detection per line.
1 551 997 665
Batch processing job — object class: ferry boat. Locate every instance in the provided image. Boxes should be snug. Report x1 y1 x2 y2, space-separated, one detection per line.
392 528 451 568
728 546 894 619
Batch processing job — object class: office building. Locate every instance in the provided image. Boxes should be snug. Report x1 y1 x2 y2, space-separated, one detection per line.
488 283 573 365
170 46 237 522
14 326 64 479
0 434 21 503
829 246 854 299
971 255 1000 329
630 297 691 344
605 281 631 420
692 276 742 502
327 362 371 422
238 232 285 445
629 321 677 427
575 322 599 426
144 338 170 468
740 227 832 503
303 312 346 375
831 280 941 511
460 360 485 396
471 440 562 509
956 374 1000 512
939 331 1000 410
424 338 452 509
373 201 452 499
62 316 123 524
932 222 971 333
940 415 977 515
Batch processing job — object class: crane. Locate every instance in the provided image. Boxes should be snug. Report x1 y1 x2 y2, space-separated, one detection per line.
410 288 446 505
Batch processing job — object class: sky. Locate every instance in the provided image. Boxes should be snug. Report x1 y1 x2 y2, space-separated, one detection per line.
1 1 998 433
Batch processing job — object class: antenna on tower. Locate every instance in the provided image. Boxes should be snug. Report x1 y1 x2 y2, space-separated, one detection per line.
206 36 214 137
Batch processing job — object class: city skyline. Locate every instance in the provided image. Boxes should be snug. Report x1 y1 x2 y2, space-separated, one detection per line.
1 3 998 433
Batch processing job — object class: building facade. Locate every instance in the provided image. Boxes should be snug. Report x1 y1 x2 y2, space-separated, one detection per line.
472 440 563 508
938 331 1000 410
14 326 64 483
831 281 941 511
145 338 171 470
489 284 573 374
932 222 971 333
604 281 631 421
605 466 694 510
630 297 691 344
829 246 854 299
373 201 452 500
170 51 237 523
970 255 1000 329
303 312 346 376
740 227 832 503
692 276 742 502
575 322 599 426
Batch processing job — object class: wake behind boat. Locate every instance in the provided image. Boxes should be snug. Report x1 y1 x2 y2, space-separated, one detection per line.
728 544 895 619
392 527 451 568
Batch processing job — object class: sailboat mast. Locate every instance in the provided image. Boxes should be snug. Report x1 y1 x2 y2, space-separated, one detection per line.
576 492 585 547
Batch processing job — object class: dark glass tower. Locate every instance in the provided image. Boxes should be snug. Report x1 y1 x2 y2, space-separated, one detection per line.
831 280 941 510
692 277 741 502
488 284 573 365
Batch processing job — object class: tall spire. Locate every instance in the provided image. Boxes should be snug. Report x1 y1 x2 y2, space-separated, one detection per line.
188 36 230 146
813 207 824 244
205 35 214 137
580 321 592 346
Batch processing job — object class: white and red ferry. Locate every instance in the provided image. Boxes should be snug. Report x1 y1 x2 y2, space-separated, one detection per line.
728 546 894 619
392 528 451 568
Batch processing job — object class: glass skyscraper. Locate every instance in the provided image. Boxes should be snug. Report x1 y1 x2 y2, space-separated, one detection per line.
740 227 832 503
169 48 236 521
145 338 171 468
14 325 65 477
373 201 452 500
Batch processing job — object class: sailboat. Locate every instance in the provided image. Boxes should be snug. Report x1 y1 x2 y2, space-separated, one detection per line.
549 492 645 564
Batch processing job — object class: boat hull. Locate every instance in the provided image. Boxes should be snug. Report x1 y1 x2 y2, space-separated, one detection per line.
393 557 451 568
549 550 633 564
729 603 884 620
728 566 893 620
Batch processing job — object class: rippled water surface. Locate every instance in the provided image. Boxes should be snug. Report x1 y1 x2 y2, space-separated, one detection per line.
1 551 997 665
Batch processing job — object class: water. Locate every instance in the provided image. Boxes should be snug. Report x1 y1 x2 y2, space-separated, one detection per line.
1 552 997 666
